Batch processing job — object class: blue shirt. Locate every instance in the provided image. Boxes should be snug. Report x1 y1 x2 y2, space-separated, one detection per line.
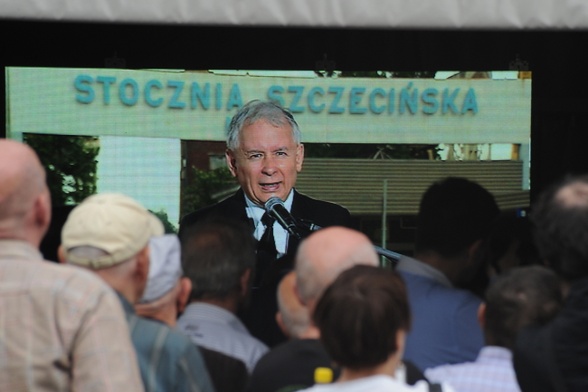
396 256 484 371
425 346 521 392
117 293 215 392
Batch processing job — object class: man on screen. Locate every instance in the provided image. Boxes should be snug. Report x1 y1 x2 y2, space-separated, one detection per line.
179 99 354 347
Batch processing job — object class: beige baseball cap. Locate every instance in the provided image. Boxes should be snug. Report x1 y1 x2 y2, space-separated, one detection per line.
61 193 164 269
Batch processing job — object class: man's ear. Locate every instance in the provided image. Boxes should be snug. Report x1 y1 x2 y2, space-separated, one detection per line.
477 302 486 328
276 311 289 339
225 149 238 177
296 143 305 172
240 268 251 297
136 245 150 283
293 278 306 306
467 239 482 262
177 277 192 313
34 191 52 237
57 245 67 264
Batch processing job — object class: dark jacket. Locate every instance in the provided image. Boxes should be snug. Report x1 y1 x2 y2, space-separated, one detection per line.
179 188 354 347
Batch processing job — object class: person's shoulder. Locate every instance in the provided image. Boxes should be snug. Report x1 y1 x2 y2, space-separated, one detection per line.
134 316 199 354
43 261 116 296
293 190 352 227
294 191 348 212
253 338 309 368
179 191 246 233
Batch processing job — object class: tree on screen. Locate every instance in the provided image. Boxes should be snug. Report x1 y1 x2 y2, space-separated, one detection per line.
24 134 99 206
181 166 235 218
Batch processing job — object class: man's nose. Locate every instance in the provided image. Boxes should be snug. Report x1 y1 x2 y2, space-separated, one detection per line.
261 155 278 175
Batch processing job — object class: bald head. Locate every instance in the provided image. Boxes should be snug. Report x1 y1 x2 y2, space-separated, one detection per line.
294 226 379 310
555 180 588 208
276 271 312 339
0 139 51 244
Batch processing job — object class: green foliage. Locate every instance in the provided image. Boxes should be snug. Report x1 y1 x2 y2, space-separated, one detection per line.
181 166 235 218
150 209 178 234
24 134 99 206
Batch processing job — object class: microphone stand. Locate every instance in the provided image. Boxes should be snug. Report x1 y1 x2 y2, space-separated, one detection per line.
296 220 402 265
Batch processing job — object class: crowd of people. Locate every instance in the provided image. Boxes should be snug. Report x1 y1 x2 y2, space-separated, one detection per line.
1 99 587 391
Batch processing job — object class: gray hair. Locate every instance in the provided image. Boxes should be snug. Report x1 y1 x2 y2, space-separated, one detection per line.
226 100 302 150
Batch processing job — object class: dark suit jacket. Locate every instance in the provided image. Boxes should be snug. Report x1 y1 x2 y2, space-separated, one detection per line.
179 188 354 347
179 188 354 252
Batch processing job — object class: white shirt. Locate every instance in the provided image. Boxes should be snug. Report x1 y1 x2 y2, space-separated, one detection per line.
297 374 455 392
245 190 294 256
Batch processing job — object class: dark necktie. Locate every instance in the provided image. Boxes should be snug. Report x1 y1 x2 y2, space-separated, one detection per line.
254 213 278 288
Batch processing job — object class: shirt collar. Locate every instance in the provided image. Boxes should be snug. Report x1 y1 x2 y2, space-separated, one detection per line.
0 239 45 261
244 190 294 227
396 254 453 288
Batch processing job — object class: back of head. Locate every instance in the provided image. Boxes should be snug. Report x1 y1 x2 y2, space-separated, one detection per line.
181 216 256 300
314 265 411 370
60 192 164 269
139 234 183 303
0 139 51 243
415 176 500 257
476 212 541 276
294 226 379 308
226 100 301 150
276 271 311 339
530 174 588 281
483 265 563 349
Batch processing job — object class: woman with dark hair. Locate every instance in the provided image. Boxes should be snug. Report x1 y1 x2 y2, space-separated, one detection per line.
298 265 455 392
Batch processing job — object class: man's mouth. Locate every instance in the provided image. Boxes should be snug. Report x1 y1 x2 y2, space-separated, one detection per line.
260 182 280 192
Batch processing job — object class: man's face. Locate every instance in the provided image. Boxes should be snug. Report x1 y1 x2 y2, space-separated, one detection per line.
226 119 304 206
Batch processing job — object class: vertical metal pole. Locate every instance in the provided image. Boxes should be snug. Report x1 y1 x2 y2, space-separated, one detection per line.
381 179 388 267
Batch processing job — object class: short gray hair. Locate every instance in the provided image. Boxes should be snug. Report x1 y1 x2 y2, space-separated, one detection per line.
226 100 302 150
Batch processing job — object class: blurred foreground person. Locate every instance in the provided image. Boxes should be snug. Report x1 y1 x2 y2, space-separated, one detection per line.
177 217 268 374
426 265 563 392
396 177 500 371
0 139 143 391
513 174 588 392
135 233 245 392
298 265 455 392
247 271 339 392
60 192 213 392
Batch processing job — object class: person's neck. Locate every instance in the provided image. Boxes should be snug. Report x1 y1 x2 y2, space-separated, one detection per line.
298 325 321 339
414 250 464 285
192 296 239 314
98 272 141 304
337 355 399 383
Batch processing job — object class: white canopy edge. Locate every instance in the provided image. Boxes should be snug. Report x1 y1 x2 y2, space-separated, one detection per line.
1 0 588 29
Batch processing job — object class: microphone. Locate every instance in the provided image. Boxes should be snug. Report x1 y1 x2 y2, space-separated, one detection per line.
264 197 303 239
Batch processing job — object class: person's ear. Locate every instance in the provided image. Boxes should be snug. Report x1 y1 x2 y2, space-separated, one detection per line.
57 245 67 264
240 268 251 297
477 302 486 328
225 149 238 177
34 191 52 236
395 329 407 359
276 311 289 338
177 277 192 313
296 143 305 172
467 239 482 263
136 245 150 283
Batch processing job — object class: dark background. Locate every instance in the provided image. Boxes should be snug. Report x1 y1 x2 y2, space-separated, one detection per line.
2 20 588 200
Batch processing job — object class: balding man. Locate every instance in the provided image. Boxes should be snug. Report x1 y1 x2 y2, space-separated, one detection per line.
294 226 380 314
249 226 426 391
248 270 336 392
0 139 143 391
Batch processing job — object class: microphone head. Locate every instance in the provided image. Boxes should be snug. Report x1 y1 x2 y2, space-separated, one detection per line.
264 196 284 214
